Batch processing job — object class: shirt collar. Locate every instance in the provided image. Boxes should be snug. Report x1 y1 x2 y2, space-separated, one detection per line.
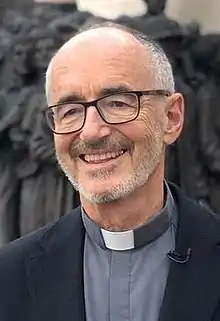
81 181 177 251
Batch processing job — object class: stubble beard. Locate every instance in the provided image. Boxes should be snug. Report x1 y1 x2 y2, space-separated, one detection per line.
56 128 164 204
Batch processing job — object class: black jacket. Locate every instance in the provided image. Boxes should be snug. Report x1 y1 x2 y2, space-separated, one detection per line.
1 184 220 321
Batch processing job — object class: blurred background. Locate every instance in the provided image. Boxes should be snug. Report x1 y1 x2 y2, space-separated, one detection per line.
0 0 220 246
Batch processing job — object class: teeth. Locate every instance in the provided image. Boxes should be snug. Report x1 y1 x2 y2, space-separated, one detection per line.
84 150 124 163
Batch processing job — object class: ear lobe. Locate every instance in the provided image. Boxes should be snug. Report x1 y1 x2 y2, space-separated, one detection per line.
163 93 184 145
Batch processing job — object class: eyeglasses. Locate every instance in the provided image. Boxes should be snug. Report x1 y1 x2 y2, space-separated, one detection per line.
44 90 171 135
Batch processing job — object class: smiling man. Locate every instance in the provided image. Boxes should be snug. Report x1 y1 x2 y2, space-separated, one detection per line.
45 23 180 230
1 22 220 321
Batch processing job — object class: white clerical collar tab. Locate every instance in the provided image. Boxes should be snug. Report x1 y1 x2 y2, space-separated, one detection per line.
101 228 135 251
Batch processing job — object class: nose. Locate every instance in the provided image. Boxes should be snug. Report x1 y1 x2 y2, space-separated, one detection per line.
79 106 112 142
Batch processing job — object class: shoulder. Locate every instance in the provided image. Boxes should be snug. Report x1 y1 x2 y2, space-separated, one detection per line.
0 206 82 265
169 182 220 235
0 207 82 310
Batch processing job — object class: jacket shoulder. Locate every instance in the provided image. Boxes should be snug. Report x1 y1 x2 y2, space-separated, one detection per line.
0 207 82 317
0 207 81 264
169 182 220 236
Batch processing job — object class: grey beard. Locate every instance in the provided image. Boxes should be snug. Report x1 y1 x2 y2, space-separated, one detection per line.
56 139 164 204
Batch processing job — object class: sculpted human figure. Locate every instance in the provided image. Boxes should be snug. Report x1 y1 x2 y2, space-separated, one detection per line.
0 28 35 245
145 0 167 15
17 27 76 236
0 92 20 246
189 34 220 212
0 23 220 321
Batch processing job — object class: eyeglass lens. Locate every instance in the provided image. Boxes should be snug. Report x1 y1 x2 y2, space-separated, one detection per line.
47 92 139 133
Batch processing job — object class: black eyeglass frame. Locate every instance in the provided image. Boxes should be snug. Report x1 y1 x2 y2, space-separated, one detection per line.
44 89 172 135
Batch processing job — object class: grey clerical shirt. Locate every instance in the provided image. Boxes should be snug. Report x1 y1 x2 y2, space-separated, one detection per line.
82 183 177 321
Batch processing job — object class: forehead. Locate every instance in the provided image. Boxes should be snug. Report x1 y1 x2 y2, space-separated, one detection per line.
48 28 154 104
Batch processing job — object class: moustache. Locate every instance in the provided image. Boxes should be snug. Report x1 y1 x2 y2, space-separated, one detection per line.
69 137 134 158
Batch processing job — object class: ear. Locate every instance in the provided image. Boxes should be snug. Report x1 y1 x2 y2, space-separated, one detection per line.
163 93 184 145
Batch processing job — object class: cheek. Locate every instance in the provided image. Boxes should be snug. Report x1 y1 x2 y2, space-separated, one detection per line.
54 135 73 156
138 107 165 136
135 109 157 137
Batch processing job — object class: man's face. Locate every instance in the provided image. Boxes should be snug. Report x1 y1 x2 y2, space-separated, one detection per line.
48 29 170 203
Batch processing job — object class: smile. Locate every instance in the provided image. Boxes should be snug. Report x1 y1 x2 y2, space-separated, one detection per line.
79 150 127 164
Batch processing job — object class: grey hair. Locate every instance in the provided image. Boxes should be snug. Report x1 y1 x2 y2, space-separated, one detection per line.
134 34 175 93
45 60 53 104
45 22 175 103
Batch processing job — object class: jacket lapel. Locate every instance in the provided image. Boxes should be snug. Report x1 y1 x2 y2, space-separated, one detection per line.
159 185 220 321
25 208 86 321
25 185 220 321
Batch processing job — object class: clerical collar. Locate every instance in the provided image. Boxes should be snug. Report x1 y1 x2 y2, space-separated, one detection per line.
81 182 177 251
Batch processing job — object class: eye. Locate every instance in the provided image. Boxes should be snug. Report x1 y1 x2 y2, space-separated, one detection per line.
102 93 138 109
63 108 78 118
110 100 129 108
55 104 83 120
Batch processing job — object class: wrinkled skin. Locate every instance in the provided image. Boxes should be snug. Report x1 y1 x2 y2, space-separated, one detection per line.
46 27 184 230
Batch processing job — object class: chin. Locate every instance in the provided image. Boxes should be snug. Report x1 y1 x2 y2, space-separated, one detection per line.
64 163 155 204
79 188 123 204
77 176 137 204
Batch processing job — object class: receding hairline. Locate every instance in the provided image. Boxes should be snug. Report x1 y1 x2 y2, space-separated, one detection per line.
46 24 154 99
52 23 150 61
45 22 175 103
48 22 160 69
76 21 154 45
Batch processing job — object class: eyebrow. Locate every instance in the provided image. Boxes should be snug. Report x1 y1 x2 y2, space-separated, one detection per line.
55 84 134 105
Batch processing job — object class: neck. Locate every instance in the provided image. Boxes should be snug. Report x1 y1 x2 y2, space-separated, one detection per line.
81 164 165 232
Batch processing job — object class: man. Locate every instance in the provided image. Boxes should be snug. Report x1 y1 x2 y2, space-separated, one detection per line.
1 22 220 321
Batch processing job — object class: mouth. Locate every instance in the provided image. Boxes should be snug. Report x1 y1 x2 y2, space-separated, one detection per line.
79 149 128 164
